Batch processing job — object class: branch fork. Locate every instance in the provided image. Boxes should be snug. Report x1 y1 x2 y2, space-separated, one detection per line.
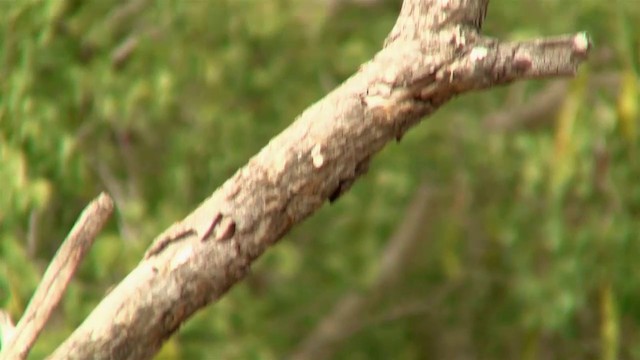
2 1 590 359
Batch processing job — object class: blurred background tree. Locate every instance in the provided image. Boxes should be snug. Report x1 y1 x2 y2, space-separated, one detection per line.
0 0 638 358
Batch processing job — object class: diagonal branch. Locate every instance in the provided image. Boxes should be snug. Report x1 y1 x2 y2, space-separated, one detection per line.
1 193 113 360
49 1 590 359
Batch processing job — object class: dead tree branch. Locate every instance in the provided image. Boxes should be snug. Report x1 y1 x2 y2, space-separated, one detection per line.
1 193 113 360
49 1 590 358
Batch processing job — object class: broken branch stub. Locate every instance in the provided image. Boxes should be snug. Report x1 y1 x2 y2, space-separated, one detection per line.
50 1 590 359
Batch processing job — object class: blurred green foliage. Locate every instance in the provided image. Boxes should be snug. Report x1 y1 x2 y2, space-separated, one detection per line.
1 0 639 358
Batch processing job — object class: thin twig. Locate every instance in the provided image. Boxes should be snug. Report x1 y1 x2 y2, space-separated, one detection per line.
0 193 114 360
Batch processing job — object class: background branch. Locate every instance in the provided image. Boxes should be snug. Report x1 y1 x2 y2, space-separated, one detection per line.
483 72 620 132
290 183 432 360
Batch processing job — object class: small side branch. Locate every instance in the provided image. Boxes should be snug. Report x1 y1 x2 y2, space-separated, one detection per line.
453 33 591 92
0 193 114 360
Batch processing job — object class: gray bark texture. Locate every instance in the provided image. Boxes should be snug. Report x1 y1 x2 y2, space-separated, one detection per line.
49 0 590 358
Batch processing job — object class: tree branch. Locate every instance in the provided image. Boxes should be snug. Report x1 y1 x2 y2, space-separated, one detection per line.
49 1 590 358
1 193 113 360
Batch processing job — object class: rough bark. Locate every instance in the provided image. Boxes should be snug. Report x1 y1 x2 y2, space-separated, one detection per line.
49 0 590 358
